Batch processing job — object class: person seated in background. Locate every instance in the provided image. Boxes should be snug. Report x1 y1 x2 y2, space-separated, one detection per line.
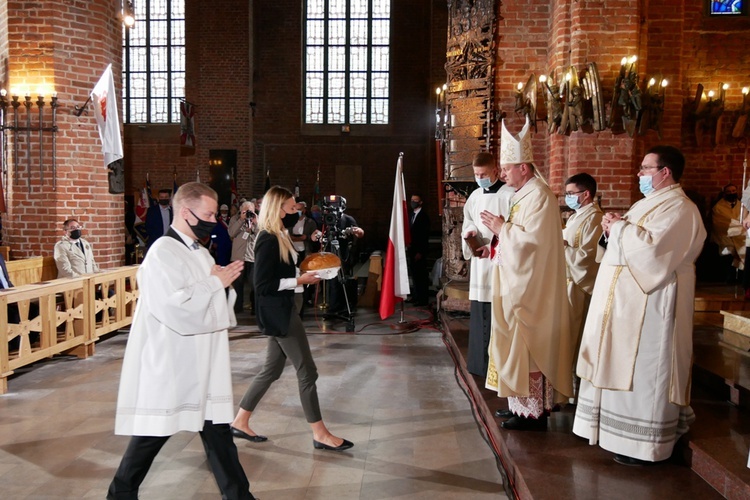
54 219 100 278
711 183 745 283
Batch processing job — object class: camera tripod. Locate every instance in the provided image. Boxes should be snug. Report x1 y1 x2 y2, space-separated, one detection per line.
319 237 356 332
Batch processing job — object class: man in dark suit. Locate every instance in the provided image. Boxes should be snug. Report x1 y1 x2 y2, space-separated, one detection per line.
145 189 173 249
408 193 431 306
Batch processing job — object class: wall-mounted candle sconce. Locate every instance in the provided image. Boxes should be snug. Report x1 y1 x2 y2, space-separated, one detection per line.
539 74 563 134
688 82 728 146
609 55 641 136
0 88 60 202
732 86 750 139
639 75 668 138
514 74 537 132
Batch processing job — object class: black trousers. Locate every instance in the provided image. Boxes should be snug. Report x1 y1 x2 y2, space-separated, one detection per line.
409 253 430 304
107 421 253 500
232 261 255 313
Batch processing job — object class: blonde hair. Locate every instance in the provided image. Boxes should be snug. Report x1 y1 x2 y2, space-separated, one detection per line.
172 182 218 212
258 185 297 264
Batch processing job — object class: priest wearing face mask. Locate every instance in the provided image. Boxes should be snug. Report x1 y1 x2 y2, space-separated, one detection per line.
573 146 706 466
54 219 100 278
108 182 255 499
561 172 603 389
461 152 515 378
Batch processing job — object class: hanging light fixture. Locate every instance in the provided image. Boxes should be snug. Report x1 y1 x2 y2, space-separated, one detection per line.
122 1 135 28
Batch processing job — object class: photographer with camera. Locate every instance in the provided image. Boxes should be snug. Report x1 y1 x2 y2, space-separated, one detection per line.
317 196 364 315
229 200 259 314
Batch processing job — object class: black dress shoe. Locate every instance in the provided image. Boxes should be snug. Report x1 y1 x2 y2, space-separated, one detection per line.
231 427 268 442
501 415 547 431
614 454 653 466
494 409 513 419
313 438 354 451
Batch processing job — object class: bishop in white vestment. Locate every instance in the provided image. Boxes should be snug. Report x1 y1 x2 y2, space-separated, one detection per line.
483 118 575 431
573 146 706 465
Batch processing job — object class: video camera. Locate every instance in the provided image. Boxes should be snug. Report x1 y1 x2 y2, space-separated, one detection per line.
320 195 354 248
321 195 346 226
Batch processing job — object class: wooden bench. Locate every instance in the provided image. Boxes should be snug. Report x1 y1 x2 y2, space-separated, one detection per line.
0 264 140 394
6 256 58 286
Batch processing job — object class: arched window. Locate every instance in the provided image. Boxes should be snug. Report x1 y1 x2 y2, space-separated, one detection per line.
122 0 186 124
304 0 390 125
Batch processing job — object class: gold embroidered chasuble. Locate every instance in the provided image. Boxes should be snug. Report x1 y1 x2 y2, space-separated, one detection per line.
486 177 575 400
563 203 603 348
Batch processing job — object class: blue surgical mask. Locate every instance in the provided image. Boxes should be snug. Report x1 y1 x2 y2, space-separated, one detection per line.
297 210 303 217
639 175 655 195
565 194 581 211
475 176 492 190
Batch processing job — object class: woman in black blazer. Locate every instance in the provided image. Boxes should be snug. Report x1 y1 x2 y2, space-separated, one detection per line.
230 186 353 452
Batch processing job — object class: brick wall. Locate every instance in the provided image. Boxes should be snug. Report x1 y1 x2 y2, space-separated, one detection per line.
121 0 750 250
1 0 123 267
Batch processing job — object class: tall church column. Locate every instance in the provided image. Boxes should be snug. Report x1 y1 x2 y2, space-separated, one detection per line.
548 0 641 210
1 0 123 265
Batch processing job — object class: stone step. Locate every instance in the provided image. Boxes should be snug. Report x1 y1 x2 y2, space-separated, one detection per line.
695 294 750 313
720 311 750 348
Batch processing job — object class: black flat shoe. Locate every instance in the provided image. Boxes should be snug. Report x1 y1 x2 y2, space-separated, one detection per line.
313 439 354 451
231 427 268 442
501 415 547 431
614 454 653 466
494 409 513 419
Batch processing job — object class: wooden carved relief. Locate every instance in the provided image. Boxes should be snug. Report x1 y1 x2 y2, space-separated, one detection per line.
444 0 496 180
440 0 496 283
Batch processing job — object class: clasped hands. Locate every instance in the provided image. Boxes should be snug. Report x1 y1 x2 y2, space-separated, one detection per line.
601 212 624 237
480 210 505 235
212 260 245 288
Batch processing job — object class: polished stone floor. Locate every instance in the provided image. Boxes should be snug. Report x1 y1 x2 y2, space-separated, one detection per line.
0 305 506 499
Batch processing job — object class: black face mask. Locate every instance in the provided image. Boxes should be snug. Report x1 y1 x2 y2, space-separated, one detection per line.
282 212 300 229
158 199 171 206
187 209 217 240
69 229 82 240
410 201 421 210
725 194 738 202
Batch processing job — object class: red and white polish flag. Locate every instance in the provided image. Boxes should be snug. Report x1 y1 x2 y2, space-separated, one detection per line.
379 153 411 320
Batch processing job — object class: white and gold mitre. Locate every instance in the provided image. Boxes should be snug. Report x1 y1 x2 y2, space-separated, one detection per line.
500 116 534 164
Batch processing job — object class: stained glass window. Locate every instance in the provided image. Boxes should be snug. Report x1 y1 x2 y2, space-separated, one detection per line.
710 0 744 15
304 0 390 125
123 0 186 123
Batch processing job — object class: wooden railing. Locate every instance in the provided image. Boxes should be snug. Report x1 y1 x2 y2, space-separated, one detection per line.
0 266 139 394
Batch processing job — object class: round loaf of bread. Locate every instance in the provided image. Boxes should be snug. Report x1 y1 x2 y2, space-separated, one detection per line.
300 252 342 273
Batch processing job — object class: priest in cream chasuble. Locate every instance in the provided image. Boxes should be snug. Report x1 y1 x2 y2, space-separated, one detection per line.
573 146 706 464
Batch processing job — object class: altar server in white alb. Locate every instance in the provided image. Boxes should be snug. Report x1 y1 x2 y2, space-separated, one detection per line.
573 146 706 466
561 173 603 383
461 151 515 377
482 117 575 431
108 182 256 499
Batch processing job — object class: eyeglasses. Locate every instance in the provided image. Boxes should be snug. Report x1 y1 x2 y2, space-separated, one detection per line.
639 165 664 172
565 190 585 196
68 226 83 231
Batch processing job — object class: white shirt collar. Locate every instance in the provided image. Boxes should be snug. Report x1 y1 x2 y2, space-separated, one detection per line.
170 225 197 248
